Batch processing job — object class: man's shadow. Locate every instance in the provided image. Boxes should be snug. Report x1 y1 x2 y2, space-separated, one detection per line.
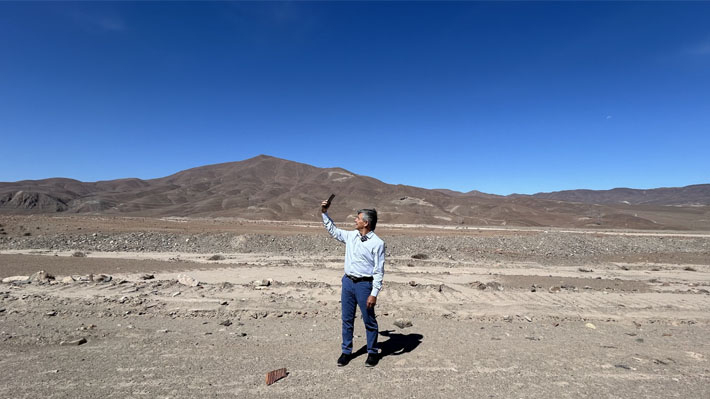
378 329 423 357
353 329 423 359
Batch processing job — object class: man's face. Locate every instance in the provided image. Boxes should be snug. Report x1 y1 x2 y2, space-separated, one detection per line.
354 213 369 230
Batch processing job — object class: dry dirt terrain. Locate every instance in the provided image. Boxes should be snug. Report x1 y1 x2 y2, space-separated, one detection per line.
1 215 709 398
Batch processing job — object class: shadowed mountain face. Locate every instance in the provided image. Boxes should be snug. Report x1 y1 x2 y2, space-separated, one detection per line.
1 155 709 230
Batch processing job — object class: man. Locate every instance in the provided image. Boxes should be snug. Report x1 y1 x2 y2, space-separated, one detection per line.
321 198 385 367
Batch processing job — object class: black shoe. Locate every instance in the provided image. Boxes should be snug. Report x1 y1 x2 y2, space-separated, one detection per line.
365 353 379 367
337 353 351 367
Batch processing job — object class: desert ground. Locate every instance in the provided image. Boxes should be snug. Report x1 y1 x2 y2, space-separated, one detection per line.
1 215 709 398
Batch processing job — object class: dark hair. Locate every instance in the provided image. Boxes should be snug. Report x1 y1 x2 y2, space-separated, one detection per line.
358 208 378 231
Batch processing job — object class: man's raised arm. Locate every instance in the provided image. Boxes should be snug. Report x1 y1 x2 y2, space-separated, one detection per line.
321 198 346 243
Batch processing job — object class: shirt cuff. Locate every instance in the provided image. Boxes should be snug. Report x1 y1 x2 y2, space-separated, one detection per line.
370 287 380 297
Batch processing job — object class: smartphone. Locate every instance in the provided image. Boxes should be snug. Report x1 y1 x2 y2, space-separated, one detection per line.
326 194 335 207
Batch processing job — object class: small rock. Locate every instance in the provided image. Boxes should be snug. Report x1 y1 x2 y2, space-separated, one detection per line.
61 276 75 284
72 251 86 257
220 301 228 306
2 276 29 284
177 274 199 287
394 318 413 329
253 279 271 287
488 282 504 291
549 286 561 293
29 270 54 283
172 292 181 297
524 316 532 322
157 329 169 333
249 310 268 319
92 274 112 283
60 337 87 346
408 281 418 287
219 320 232 326
578 267 593 273
78 324 97 331
208 254 225 261
46 311 57 317
585 323 596 329
139 274 155 280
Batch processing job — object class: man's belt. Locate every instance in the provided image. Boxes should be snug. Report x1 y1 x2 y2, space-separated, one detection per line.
346 274 373 283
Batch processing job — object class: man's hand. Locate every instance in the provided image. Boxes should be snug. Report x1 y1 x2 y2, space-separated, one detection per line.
321 194 335 213
366 295 377 309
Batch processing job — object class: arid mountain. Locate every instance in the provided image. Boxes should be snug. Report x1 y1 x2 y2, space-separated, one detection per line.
526 185 710 206
1 155 709 230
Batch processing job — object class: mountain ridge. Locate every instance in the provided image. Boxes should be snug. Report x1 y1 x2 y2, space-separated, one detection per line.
1 155 708 230
524 184 710 206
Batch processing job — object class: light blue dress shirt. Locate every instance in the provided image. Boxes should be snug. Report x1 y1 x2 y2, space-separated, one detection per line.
322 212 385 297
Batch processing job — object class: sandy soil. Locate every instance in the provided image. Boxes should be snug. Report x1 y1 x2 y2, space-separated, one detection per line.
1 216 709 398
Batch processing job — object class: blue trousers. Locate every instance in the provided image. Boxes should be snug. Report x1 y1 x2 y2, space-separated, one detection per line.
341 275 379 354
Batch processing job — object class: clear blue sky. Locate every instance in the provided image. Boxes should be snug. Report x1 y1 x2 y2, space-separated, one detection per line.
1 1 708 195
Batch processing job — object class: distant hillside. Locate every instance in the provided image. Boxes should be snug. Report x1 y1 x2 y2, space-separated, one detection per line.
527 184 710 206
1 155 709 230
